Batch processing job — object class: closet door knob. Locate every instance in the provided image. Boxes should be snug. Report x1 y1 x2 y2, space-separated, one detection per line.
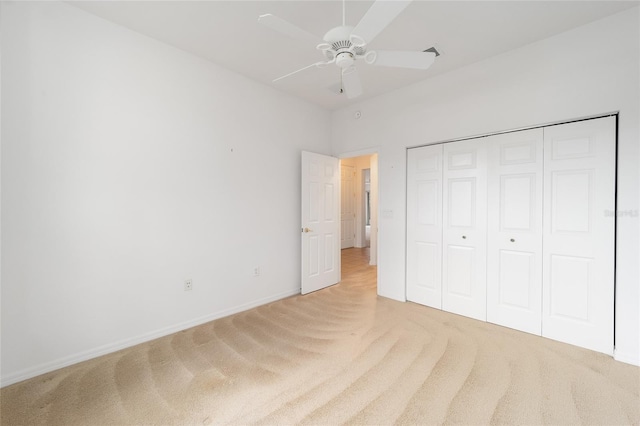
462 235 467 239
510 238 515 242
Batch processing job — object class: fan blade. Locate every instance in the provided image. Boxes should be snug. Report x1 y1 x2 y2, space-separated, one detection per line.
370 50 436 70
258 14 323 46
341 66 363 99
273 61 331 83
350 0 412 46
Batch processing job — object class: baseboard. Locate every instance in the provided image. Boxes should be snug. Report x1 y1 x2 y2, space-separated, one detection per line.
0 288 300 388
614 349 640 366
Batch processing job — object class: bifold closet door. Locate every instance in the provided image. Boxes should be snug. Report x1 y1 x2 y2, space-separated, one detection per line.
406 144 443 308
542 116 616 355
486 129 543 335
442 139 487 321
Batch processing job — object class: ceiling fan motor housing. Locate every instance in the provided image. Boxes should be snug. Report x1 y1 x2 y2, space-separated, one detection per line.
323 25 354 44
322 25 366 66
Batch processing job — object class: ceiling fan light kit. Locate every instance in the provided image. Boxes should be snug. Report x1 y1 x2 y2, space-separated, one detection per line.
258 0 436 100
336 53 355 69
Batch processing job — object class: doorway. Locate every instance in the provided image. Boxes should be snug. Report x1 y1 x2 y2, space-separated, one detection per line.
300 151 377 295
340 154 378 269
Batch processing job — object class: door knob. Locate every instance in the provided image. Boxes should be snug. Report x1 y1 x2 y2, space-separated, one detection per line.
462 235 467 239
510 238 515 242
302 227 313 233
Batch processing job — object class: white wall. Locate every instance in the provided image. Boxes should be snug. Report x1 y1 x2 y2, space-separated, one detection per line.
332 8 640 365
1 1 331 385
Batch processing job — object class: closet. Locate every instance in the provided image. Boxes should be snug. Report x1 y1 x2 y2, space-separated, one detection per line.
406 116 616 354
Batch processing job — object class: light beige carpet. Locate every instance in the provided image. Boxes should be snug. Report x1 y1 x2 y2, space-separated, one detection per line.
2 248 639 425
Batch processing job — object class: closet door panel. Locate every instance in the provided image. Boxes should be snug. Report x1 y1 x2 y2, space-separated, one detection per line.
448 178 476 226
442 139 487 321
407 145 443 308
542 116 616 355
498 250 534 309
486 129 543 335
446 245 475 296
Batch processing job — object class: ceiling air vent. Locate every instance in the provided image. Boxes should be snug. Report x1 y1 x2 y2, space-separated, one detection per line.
424 46 441 57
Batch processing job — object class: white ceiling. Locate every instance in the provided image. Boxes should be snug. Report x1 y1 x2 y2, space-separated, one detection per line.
69 0 637 110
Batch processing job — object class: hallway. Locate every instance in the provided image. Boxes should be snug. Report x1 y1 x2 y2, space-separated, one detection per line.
340 247 375 291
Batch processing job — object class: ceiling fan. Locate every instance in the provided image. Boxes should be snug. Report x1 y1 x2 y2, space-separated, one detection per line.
258 0 436 99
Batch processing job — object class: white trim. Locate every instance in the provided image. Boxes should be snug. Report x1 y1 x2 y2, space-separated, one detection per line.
614 349 640 366
336 147 379 159
0 289 300 387
405 112 619 150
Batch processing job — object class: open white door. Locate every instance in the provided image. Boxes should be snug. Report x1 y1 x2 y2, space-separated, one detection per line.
301 151 340 294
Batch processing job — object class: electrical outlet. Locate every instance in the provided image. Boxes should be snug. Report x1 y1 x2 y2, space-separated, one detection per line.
253 267 260 277
184 279 193 291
